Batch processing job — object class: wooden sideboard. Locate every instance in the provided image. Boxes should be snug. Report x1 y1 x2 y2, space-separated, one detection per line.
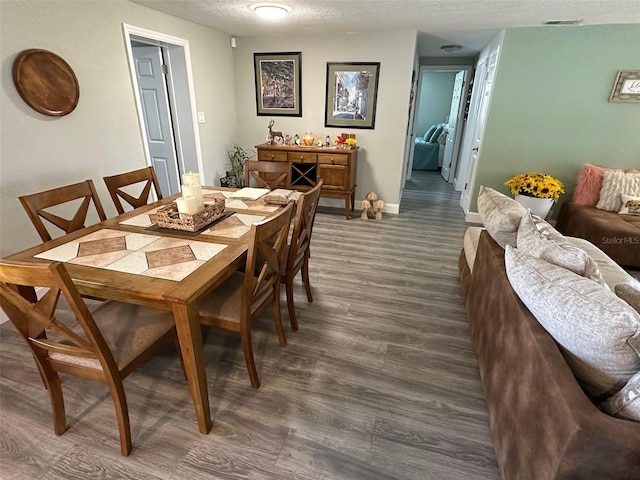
254 143 358 219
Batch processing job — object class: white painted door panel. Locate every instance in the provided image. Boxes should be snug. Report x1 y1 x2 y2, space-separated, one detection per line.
441 71 465 182
133 45 181 196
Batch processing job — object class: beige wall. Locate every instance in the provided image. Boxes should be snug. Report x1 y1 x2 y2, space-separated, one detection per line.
232 30 417 211
0 0 237 256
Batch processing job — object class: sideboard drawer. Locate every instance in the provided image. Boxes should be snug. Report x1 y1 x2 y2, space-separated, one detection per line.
318 153 349 165
258 150 287 162
287 152 317 163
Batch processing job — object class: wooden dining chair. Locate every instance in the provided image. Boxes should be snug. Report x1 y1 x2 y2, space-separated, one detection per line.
0 260 179 456
19 180 107 242
103 166 163 214
244 160 289 189
281 180 323 331
198 202 294 389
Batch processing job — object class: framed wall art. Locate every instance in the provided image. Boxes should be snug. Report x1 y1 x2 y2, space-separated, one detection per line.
253 52 302 116
324 62 380 129
608 70 640 103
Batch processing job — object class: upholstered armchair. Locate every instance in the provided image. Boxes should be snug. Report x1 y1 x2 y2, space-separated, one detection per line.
413 123 447 170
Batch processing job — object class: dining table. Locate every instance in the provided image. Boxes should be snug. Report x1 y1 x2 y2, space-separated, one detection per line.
4 186 282 435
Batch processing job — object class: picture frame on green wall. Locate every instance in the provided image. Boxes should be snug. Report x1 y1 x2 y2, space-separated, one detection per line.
253 52 302 116
324 62 380 129
608 70 640 103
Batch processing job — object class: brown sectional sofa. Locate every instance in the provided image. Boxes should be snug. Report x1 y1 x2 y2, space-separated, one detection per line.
556 201 640 268
459 230 640 480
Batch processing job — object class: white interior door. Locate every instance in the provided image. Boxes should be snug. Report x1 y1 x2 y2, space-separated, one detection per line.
132 45 181 195
441 71 465 182
460 47 499 212
402 65 420 184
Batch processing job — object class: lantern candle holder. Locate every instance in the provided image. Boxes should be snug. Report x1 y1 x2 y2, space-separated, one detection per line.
303 132 314 146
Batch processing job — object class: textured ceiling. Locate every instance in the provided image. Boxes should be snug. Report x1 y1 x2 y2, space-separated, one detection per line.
131 0 640 56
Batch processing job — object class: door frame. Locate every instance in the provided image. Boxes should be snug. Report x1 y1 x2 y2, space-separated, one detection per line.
404 65 472 184
122 24 204 184
459 46 501 218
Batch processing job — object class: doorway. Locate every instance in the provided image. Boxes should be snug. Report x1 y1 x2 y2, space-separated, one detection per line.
123 24 203 196
402 65 472 209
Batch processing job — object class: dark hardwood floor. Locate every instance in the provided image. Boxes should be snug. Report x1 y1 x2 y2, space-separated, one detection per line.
0 170 501 479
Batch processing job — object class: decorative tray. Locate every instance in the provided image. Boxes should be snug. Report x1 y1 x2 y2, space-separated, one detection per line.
155 199 225 232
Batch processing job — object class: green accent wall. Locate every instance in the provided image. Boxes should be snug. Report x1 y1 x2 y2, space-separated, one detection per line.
472 24 640 213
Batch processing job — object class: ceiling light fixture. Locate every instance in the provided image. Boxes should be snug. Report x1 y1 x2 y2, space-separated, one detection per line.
250 3 291 20
440 44 463 53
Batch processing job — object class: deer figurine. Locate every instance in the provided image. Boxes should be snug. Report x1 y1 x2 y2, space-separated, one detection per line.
267 120 283 144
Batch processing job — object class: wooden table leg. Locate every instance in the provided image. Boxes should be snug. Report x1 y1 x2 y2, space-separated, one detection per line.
173 302 212 434
344 194 351 219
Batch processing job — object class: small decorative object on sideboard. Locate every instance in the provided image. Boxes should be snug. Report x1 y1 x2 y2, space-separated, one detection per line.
334 135 357 148
267 120 283 144
303 132 314 146
505 172 564 219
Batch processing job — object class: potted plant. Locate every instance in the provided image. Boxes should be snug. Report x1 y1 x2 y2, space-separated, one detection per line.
505 172 565 218
226 144 253 188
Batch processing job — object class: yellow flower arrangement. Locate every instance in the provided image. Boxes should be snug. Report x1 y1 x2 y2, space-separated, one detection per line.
505 173 565 202
333 136 357 147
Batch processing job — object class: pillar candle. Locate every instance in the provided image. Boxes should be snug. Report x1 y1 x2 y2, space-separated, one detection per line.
182 172 201 186
182 184 204 210
176 196 198 215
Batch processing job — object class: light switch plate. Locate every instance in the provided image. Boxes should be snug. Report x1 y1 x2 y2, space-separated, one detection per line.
197 111 206 123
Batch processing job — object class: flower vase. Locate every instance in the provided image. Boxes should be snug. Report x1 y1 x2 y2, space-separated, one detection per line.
515 194 554 219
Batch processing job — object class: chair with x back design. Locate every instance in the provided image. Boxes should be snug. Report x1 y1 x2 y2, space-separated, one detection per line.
19 179 107 242
0 260 179 456
281 180 323 331
103 166 163 215
244 160 289 189
198 202 294 389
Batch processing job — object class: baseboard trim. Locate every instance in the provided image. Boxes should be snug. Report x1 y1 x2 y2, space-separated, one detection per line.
317 203 399 217
465 212 483 225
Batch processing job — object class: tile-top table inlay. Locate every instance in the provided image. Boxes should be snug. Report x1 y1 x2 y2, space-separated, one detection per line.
34 228 227 281
202 189 280 212
200 213 267 238
119 205 163 227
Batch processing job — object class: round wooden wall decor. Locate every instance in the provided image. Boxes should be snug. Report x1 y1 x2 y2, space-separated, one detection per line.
12 49 80 116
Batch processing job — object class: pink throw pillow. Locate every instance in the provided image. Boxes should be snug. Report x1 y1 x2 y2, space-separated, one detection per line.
572 164 606 206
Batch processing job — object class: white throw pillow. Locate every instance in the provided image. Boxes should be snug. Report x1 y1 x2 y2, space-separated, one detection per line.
504 245 640 400
566 237 640 292
516 212 604 283
596 170 640 212
618 194 640 215
477 186 527 248
601 370 640 423
530 212 564 241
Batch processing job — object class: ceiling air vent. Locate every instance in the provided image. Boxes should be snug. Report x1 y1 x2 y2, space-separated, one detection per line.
543 20 583 25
